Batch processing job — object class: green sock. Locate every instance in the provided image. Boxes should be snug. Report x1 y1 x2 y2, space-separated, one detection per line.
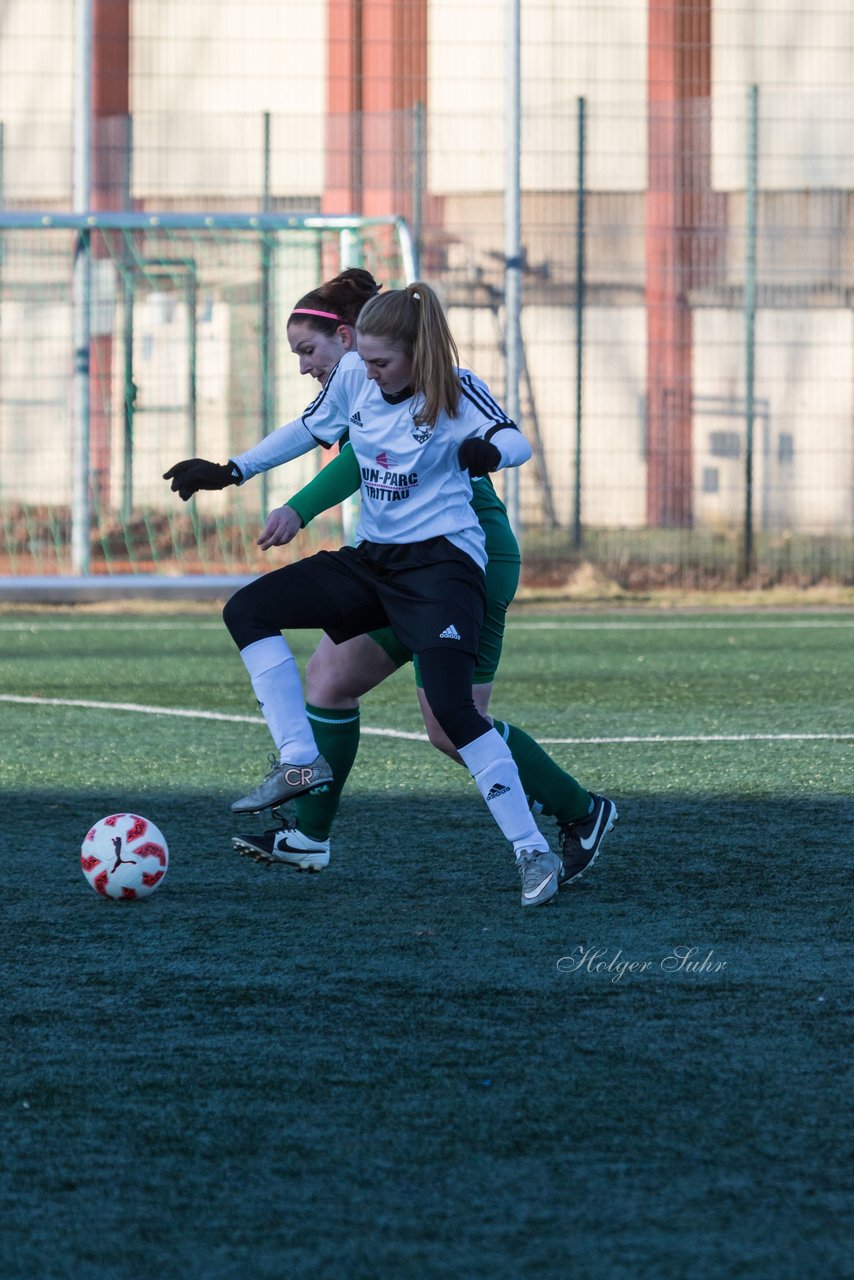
294 704 361 841
492 719 591 824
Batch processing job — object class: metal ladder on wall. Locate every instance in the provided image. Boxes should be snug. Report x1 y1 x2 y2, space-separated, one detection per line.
487 288 560 529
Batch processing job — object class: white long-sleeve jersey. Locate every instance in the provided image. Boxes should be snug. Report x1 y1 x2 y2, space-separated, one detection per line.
231 352 531 571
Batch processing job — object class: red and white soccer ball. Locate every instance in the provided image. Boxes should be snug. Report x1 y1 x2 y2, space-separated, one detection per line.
81 813 169 900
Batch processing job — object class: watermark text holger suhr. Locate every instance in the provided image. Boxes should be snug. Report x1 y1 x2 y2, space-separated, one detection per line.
557 946 727 983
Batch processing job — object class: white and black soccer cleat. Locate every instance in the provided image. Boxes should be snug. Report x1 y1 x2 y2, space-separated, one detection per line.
233 820 330 872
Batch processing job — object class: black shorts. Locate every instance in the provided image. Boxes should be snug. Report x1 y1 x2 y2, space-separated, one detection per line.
224 537 487 659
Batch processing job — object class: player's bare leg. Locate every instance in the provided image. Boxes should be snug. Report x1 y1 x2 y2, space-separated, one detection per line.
306 632 400 708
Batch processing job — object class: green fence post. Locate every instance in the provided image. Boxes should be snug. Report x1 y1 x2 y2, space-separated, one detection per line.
573 95 586 552
260 110 275 522
742 84 759 582
411 100 424 280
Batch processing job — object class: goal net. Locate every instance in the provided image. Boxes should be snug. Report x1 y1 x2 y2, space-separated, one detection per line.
0 212 415 578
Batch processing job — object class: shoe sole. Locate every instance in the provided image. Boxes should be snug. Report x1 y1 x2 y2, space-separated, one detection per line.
560 803 619 889
232 835 328 872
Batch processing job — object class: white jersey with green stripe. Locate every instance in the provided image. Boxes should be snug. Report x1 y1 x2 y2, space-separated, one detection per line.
300 353 529 571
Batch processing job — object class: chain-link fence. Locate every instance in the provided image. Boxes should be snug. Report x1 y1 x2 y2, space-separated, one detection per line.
1 1 853 586
0 213 413 575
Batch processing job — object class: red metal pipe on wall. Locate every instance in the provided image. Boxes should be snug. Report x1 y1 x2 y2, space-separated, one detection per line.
90 0 130 515
646 0 720 528
323 0 427 220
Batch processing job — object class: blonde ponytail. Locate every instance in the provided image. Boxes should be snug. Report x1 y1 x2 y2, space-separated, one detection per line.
357 282 461 426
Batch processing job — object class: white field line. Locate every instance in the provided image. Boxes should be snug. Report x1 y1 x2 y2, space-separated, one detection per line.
507 619 854 630
0 618 853 632
0 693 425 742
1 693 852 745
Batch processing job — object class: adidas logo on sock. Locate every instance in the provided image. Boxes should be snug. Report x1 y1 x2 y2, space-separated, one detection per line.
349 411 362 426
439 623 461 640
486 782 511 801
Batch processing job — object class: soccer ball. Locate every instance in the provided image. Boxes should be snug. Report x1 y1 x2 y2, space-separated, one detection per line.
81 813 169 900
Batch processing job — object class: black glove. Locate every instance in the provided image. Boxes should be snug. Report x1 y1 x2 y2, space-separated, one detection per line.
458 438 501 478
162 458 241 501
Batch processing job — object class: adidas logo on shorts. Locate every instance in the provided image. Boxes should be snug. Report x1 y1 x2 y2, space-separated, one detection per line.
438 623 461 640
486 782 511 801
350 411 362 426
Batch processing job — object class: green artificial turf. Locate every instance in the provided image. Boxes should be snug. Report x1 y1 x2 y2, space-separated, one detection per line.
0 610 851 1279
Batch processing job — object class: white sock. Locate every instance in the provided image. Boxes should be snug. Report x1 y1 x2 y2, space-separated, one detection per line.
239 636 319 762
458 729 549 854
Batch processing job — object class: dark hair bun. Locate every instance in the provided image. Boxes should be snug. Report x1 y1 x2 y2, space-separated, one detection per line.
292 268 381 327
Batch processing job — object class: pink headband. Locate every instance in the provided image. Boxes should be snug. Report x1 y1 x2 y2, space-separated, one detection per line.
290 308 345 322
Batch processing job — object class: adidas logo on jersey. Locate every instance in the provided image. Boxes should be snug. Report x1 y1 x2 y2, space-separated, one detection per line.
438 623 461 640
350 411 362 426
486 782 511 802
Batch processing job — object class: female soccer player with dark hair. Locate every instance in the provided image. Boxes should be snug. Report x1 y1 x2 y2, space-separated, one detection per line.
165 276 616 906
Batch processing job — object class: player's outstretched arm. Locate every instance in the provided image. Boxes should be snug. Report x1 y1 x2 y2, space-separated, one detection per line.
257 505 303 550
164 418 327 501
162 458 242 501
228 418 324 483
256 444 361 551
286 444 361 526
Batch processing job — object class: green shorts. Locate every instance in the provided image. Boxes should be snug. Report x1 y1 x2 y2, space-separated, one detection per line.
368 554 521 686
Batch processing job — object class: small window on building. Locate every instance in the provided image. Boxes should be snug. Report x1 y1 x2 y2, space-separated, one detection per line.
702 467 719 494
709 431 741 459
778 432 794 464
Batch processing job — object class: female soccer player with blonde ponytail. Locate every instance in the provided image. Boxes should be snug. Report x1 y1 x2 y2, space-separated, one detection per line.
222 281 569 905
166 278 617 907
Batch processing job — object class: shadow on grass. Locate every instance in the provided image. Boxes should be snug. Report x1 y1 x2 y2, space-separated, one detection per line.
3 783 851 923
1 788 849 1280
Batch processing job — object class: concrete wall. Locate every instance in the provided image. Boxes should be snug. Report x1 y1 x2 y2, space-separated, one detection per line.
694 307 854 533
1 1 853 535
3 1 854 203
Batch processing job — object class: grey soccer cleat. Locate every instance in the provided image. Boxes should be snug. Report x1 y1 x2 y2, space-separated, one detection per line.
230 752 333 814
517 847 562 907
558 793 618 886
233 821 330 872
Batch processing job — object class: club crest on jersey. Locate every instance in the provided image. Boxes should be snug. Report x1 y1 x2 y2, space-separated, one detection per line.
411 424 433 445
375 451 396 467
